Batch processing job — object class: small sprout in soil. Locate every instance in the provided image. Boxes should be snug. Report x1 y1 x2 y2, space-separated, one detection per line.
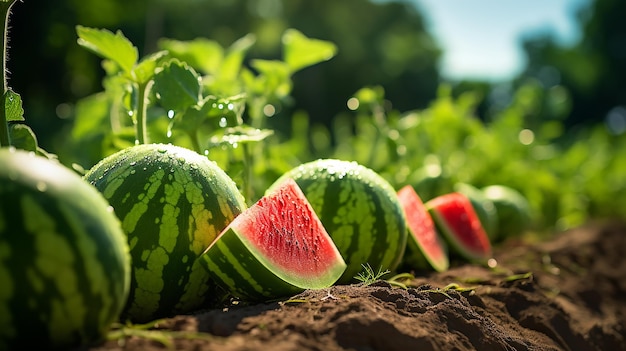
422 283 477 299
354 263 390 286
385 272 415 289
280 299 310 305
503 272 533 282
107 320 216 349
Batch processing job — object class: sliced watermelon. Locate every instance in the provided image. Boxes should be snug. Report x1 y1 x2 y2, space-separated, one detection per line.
426 192 492 262
397 185 449 272
199 178 346 301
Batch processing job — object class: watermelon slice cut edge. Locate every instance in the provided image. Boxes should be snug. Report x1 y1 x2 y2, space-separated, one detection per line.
201 178 347 300
397 185 449 272
427 192 492 261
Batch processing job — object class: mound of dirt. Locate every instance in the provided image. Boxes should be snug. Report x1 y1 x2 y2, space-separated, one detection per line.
85 220 626 351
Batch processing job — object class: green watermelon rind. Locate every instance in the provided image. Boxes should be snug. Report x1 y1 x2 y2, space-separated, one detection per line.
426 193 492 262
199 179 346 301
84 143 247 323
0 148 131 350
482 185 533 240
268 159 407 284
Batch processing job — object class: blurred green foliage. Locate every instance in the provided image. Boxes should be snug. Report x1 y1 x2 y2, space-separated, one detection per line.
5 0 626 238
520 0 626 131
8 0 439 152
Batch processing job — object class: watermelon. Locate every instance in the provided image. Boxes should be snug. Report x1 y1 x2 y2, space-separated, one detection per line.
199 178 346 301
426 192 492 262
397 185 449 272
268 159 407 284
84 143 246 323
454 183 499 240
0 148 131 350
482 185 532 240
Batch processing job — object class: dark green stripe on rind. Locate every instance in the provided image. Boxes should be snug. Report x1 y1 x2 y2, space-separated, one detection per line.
299 176 406 282
0 162 130 350
85 144 246 322
199 228 305 301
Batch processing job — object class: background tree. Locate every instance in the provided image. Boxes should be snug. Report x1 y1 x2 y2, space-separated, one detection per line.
7 0 441 150
520 0 626 132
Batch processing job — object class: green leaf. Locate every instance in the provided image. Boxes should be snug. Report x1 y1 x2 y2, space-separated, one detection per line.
282 29 337 72
4 90 24 122
208 125 273 147
76 25 138 74
8 123 37 151
249 60 292 98
133 50 168 85
153 59 202 112
158 38 224 74
221 34 256 82
71 92 111 140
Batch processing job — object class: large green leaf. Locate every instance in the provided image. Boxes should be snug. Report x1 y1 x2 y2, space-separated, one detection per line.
4 90 24 122
133 50 168 85
8 123 37 152
282 29 337 72
153 59 202 112
158 38 224 74
76 25 138 74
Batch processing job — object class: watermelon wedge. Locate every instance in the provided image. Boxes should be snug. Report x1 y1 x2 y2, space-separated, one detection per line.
397 185 449 272
426 192 492 262
199 178 346 301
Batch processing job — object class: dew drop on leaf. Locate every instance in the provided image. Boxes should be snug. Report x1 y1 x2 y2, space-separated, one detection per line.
219 117 228 128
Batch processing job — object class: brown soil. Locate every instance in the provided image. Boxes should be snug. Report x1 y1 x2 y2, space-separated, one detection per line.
85 220 626 351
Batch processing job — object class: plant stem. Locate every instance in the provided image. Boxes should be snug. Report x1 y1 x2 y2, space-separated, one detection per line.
241 142 254 205
366 103 387 168
135 80 153 145
0 0 17 148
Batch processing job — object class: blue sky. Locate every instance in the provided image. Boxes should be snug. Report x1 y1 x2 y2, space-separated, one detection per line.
411 0 590 81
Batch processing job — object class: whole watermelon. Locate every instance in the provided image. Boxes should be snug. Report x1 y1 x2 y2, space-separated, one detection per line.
84 143 246 322
269 159 407 284
0 147 131 350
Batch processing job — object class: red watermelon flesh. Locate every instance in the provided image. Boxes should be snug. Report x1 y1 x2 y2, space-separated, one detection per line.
427 192 492 261
235 178 346 284
397 185 449 272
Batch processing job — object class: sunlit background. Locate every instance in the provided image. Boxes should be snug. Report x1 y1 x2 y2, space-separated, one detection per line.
7 0 626 147
412 0 589 81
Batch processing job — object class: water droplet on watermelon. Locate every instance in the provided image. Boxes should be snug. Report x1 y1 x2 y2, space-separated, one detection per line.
130 161 137 166
130 169 136 175
158 148 167 153
36 181 47 192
